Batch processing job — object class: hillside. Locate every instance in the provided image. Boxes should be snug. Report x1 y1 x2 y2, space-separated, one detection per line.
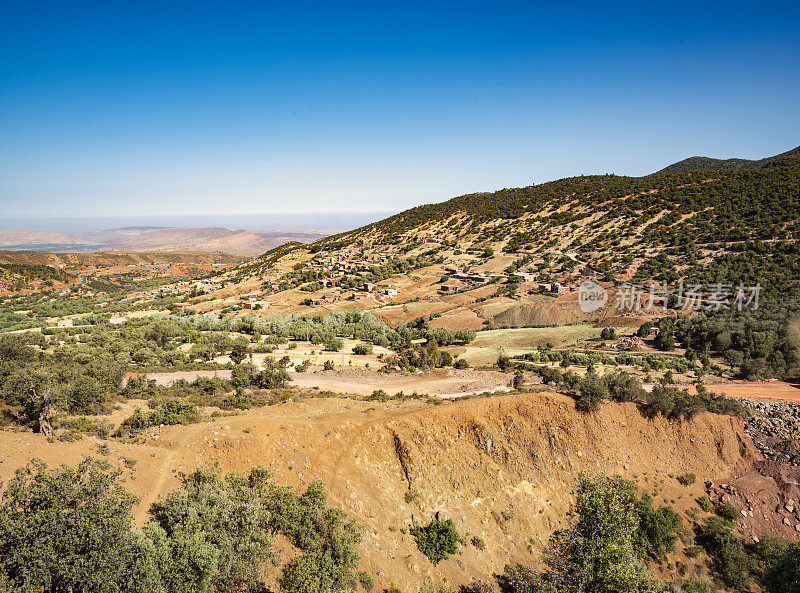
312 145 799 249
0 262 75 292
0 229 85 249
224 144 795 302
0 392 762 591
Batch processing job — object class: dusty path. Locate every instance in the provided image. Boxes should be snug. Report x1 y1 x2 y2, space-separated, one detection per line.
288 367 513 398
123 369 233 386
643 381 800 404
700 381 800 403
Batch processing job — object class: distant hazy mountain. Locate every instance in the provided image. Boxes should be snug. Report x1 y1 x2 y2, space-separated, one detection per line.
0 226 334 255
0 229 83 248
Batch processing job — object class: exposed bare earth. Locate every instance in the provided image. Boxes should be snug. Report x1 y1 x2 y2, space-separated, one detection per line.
702 381 800 404
288 368 513 398
0 393 757 591
123 370 233 386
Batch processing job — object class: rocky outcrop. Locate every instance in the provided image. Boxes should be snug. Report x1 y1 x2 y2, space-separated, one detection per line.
736 399 800 465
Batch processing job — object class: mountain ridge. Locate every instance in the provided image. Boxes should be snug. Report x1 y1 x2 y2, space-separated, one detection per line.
656 144 800 173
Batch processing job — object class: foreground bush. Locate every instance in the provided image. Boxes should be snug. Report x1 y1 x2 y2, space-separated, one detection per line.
118 398 200 435
760 535 800 593
0 459 364 593
495 565 557 593
634 494 682 559
540 472 661 593
0 458 160 592
146 466 277 593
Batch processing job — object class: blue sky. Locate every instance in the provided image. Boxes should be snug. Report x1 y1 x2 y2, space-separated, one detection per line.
1 1 799 219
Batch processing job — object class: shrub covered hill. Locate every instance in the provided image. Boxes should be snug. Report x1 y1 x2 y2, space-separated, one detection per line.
234 145 800 298
316 144 799 251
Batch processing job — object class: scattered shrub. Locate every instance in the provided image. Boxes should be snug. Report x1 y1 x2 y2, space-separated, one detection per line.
496 564 558 593
410 517 461 565
471 536 486 550
634 494 683 559
698 516 755 592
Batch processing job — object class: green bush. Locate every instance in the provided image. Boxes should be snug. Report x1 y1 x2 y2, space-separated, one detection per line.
250 357 290 389
352 343 373 355
763 538 800 593
679 578 713 593
147 465 277 593
698 516 755 592
677 473 696 486
269 481 363 593
118 398 200 435
60 416 112 438
600 327 616 340
495 564 558 593
575 369 608 412
605 371 647 403
410 517 461 565
324 337 343 352
697 496 714 513
714 500 741 522
0 458 160 592
634 494 682 559
545 472 660 593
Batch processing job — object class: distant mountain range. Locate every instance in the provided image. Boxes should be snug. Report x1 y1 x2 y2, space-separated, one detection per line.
0 227 335 255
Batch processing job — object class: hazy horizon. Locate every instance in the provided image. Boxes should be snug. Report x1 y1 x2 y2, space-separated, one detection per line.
0 211 394 234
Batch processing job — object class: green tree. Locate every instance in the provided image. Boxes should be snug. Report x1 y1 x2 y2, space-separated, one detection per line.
273 481 363 593
229 342 249 365
146 465 276 593
250 357 290 389
0 458 160 593
547 472 660 593
576 369 608 412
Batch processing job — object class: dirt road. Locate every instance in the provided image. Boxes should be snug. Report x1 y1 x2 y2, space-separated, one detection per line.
288 367 513 398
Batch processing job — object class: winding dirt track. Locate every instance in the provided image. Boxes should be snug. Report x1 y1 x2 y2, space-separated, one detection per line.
700 381 800 403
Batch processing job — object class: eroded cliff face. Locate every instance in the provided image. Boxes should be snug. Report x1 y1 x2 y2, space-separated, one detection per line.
343 393 754 589
0 392 757 591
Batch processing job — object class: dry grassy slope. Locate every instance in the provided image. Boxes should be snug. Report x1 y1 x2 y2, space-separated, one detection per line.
0 392 756 590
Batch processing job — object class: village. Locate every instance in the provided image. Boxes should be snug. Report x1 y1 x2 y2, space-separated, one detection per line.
136 235 584 325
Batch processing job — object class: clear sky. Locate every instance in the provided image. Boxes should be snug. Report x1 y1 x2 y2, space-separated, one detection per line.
1 1 799 219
